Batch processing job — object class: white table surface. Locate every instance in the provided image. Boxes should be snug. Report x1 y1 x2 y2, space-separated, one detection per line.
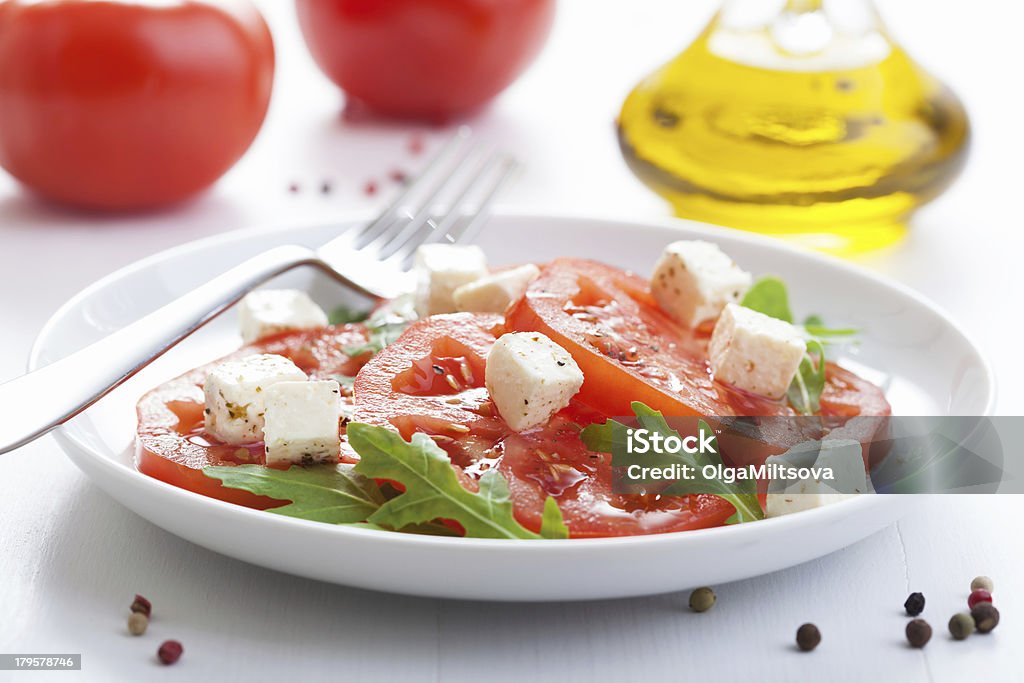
1 1 1021 681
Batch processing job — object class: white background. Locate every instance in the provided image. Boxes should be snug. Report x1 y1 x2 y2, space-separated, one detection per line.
1 0 1021 680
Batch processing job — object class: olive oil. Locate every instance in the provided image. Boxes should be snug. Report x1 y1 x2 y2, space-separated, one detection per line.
618 3 969 254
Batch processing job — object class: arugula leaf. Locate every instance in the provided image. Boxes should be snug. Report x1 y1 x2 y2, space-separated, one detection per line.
581 402 764 524
740 276 793 323
328 305 371 326
342 294 418 358
802 314 858 339
204 463 384 524
539 497 569 539
348 422 563 539
787 339 827 416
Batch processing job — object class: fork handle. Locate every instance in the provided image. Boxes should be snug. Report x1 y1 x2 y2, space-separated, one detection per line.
0 244 323 455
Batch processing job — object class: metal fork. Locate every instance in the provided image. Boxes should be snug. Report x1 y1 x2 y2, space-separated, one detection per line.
0 130 519 454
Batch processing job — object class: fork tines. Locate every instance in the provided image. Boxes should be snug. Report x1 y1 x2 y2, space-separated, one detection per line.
353 128 520 269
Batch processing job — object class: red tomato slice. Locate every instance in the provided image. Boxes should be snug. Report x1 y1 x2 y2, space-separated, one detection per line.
351 313 734 537
136 325 371 508
505 259 891 467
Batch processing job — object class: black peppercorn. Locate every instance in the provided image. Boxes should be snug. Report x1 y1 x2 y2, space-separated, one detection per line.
796 623 820 651
904 592 925 616
906 619 932 648
971 603 1000 634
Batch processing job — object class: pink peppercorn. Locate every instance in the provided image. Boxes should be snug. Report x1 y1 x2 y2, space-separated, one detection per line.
158 640 183 665
968 589 993 609
408 134 425 155
363 180 378 196
130 594 152 617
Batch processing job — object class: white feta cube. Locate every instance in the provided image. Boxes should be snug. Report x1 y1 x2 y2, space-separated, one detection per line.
485 332 584 432
414 244 488 316
263 380 343 466
452 264 540 313
765 438 868 518
709 303 805 399
651 240 752 327
238 289 328 343
203 354 307 444
766 481 856 518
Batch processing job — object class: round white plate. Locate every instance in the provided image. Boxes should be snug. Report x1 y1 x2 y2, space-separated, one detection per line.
32 213 995 601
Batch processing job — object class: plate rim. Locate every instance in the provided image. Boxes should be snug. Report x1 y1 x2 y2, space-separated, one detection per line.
30 210 997 552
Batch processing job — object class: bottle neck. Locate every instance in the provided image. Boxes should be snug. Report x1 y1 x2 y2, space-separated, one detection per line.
711 0 889 71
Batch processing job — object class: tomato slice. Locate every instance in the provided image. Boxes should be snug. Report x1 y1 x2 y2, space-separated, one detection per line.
351 313 734 537
505 259 890 467
506 259 890 417
136 325 371 507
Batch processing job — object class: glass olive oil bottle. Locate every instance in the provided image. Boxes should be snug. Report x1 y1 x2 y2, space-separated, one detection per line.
618 0 969 254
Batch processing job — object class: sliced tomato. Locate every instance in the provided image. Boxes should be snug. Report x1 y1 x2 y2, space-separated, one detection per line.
505 259 891 467
136 324 371 507
351 313 735 537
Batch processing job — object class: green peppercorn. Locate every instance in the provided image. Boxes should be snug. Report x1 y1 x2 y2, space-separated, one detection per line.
128 612 148 636
948 612 974 640
971 576 994 593
971 603 1000 634
796 623 821 652
689 586 716 613
906 619 932 648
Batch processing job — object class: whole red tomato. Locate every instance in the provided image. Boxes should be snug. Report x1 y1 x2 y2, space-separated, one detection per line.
296 0 554 120
0 0 274 211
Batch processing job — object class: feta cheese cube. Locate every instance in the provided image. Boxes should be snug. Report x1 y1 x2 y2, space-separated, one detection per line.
414 244 488 316
203 354 307 444
452 264 540 313
709 303 805 399
765 438 869 518
239 289 328 343
766 481 856 518
651 240 752 327
263 380 343 466
485 332 584 432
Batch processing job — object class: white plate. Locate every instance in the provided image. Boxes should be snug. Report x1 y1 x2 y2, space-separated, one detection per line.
32 213 995 601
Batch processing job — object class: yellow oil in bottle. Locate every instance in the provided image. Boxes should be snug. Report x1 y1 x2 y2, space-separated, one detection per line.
618 4 970 254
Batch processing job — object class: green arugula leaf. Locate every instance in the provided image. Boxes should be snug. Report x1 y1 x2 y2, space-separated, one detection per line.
328 305 371 325
787 339 827 416
204 463 384 524
348 422 561 539
740 276 793 323
582 402 764 525
342 295 417 358
539 497 569 539
802 314 858 339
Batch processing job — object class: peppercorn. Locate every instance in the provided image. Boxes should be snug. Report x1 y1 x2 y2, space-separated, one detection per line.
906 619 932 648
909 618 933 647
948 612 974 640
796 623 821 652
904 592 925 616
158 640 184 665
128 612 148 636
130 594 152 617
971 603 1000 634
971 576 994 593
968 589 992 610
688 586 716 613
